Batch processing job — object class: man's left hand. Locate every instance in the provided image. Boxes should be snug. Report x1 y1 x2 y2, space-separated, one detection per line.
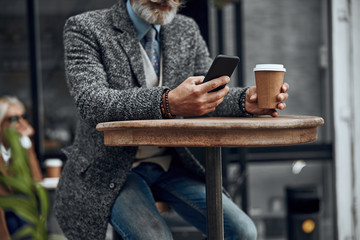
245 83 289 117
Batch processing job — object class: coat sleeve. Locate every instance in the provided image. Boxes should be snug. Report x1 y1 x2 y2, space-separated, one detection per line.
63 17 167 128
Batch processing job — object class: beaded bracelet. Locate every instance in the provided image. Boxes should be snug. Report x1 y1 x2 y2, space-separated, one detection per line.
160 89 176 119
239 87 255 117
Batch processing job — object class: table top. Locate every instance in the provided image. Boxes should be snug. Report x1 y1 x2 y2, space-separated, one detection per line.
96 115 324 147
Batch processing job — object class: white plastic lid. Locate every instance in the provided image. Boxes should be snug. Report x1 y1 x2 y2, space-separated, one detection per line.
45 158 63 167
253 64 286 72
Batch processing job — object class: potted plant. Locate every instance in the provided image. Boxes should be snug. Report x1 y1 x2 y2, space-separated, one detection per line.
0 127 49 240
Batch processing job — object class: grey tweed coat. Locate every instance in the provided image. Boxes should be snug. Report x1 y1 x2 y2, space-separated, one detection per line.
55 0 248 239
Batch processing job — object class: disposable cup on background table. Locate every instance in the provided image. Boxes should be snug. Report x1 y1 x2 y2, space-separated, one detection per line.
44 158 63 178
254 64 286 109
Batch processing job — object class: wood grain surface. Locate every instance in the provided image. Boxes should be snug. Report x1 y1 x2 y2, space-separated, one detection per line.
96 116 324 147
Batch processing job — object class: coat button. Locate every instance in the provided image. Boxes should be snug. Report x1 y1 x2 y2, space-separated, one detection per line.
109 183 115 189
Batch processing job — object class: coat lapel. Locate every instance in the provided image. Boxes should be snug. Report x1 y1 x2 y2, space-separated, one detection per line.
110 1 146 87
160 23 181 89
110 1 187 89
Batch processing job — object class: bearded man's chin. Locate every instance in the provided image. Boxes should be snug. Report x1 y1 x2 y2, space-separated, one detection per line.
132 1 179 25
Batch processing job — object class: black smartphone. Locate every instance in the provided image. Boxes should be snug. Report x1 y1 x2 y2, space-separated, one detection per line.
203 55 240 92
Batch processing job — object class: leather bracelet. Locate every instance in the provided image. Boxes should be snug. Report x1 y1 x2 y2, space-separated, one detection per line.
160 89 176 119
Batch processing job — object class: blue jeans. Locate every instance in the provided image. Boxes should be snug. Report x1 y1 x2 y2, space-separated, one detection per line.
110 161 257 240
5 210 26 235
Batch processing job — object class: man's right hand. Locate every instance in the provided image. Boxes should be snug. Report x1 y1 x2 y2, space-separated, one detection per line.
167 76 230 117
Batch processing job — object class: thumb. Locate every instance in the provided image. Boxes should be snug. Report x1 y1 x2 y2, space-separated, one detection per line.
249 93 257 102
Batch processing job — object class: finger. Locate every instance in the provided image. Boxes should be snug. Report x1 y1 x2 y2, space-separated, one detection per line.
204 95 226 111
206 86 229 102
276 93 288 101
192 76 205 85
202 95 224 111
16 122 25 130
16 125 24 133
250 93 257 102
281 82 289 92
271 110 279 117
246 86 257 102
261 109 278 117
18 118 31 128
17 119 34 136
277 102 286 110
17 120 28 131
201 76 230 93
215 96 225 107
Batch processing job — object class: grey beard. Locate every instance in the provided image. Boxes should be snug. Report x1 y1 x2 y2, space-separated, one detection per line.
131 1 180 25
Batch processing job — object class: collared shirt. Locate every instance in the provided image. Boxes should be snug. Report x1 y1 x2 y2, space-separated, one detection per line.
126 0 161 57
126 0 171 172
0 136 32 165
0 143 11 164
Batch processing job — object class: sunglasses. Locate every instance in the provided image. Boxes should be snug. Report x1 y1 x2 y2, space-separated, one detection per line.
5 114 27 123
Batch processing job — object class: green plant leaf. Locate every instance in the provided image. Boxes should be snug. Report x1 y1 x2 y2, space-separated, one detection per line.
2 126 50 239
34 219 48 240
0 175 36 205
34 182 49 220
0 196 38 223
3 127 32 184
48 234 67 240
12 225 36 240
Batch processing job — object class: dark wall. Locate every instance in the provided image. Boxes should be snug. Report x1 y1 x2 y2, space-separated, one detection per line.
179 0 209 44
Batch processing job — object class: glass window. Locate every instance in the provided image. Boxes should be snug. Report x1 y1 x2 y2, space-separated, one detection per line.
37 0 119 156
0 1 31 108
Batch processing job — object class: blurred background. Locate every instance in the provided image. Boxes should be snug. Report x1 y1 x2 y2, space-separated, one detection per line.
0 0 359 239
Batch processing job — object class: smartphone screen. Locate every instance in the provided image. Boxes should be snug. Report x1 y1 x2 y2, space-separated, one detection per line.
203 55 240 92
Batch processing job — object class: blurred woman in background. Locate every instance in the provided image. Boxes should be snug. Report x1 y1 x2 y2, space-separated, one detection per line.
0 96 42 237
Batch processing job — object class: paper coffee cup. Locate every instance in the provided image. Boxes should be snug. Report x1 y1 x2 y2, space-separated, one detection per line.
45 158 63 178
254 64 286 109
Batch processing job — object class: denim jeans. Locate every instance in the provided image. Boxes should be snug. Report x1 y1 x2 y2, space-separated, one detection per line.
5 210 26 235
110 161 257 240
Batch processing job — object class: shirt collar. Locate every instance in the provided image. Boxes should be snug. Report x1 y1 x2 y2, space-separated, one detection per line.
126 0 161 41
0 143 11 164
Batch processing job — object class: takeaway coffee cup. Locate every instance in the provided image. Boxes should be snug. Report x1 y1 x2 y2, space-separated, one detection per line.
44 158 63 178
253 64 286 109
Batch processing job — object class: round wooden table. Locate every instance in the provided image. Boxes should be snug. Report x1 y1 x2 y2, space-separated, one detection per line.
96 115 324 240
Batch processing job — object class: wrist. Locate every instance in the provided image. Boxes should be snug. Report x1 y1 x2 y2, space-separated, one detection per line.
239 87 255 117
160 89 176 119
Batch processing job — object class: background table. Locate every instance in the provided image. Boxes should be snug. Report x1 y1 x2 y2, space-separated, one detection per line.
97 116 324 240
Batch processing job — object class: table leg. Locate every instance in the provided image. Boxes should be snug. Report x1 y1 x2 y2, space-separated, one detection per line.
205 147 224 240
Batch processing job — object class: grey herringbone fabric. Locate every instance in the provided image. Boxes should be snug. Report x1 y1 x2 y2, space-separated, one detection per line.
55 0 247 239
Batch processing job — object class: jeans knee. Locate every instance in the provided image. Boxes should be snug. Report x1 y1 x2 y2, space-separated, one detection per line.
226 218 257 240
243 221 257 240
149 221 173 240
129 219 173 240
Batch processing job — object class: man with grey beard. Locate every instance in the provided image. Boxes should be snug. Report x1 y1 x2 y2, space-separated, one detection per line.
55 0 289 239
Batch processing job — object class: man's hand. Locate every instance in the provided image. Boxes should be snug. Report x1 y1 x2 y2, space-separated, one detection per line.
168 76 230 117
245 83 289 117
